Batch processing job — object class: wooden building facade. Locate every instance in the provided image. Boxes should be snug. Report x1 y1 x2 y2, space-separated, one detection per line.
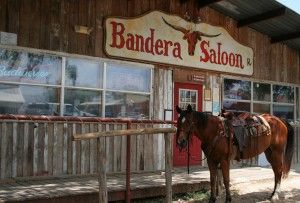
0 0 299 179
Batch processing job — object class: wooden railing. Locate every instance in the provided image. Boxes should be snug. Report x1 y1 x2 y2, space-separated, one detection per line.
74 127 176 203
0 115 175 180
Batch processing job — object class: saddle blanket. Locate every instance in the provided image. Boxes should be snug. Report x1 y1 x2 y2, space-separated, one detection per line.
219 112 271 151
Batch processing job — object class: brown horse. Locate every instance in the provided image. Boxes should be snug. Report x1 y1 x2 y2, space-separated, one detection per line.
175 104 294 203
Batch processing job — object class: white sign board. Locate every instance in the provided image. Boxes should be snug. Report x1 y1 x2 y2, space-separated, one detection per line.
105 11 254 75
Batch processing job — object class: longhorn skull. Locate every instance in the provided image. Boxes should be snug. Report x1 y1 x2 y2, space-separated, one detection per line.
162 17 221 56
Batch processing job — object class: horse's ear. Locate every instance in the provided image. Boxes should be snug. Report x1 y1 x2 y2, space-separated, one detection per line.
176 105 182 114
187 104 193 113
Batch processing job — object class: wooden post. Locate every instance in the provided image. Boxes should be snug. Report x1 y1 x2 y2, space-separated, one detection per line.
126 122 131 203
164 133 172 203
97 138 107 203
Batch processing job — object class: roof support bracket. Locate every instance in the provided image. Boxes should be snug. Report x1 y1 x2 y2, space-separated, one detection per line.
271 31 300 43
237 7 286 27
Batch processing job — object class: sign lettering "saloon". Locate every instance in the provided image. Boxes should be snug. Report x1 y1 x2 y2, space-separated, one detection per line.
105 11 254 75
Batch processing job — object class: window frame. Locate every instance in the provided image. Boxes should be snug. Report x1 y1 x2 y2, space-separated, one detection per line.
0 44 154 118
222 75 299 121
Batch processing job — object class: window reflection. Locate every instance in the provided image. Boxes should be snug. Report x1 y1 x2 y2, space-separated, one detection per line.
65 58 103 88
0 48 61 85
0 84 60 115
106 64 151 92
253 103 270 114
105 91 149 119
64 89 102 117
273 85 294 103
224 79 251 100
273 105 294 120
253 83 270 101
223 101 250 112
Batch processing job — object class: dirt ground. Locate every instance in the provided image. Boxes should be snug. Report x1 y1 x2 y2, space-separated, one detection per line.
217 171 300 203
173 166 300 203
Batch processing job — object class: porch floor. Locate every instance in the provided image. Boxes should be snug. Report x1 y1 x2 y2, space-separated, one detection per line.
0 166 299 203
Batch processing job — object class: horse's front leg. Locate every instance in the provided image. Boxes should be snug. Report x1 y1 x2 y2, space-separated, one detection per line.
220 160 231 202
208 160 218 203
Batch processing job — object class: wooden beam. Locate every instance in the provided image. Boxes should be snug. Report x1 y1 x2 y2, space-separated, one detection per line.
73 127 177 140
237 7 286 27
197 0 223 8
271 31 300 43
180 0 223 8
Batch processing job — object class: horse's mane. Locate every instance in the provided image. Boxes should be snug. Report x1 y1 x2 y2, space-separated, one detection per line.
193 111 212 129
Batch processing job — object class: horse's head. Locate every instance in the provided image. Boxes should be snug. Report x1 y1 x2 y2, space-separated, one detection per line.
175 104 194 150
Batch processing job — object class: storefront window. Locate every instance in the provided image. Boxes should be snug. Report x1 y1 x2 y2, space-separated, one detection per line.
64 89 102 117
65 58 103 88
273 105 294 120
105 91 149 119
106 63 151 92
223 77 296 120
224 78 251 100
273 85 294 103
0 48 61 85
0 47 152 118
253 82 271 101
253 103 270 114
223 101 250 112
0 84 60 115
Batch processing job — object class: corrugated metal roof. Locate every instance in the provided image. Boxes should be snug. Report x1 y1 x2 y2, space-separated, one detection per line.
211 0 300 51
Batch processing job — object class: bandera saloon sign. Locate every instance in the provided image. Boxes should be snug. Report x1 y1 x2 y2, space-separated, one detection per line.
105 11 254 75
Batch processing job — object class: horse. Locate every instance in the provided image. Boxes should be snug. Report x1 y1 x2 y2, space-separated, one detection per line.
175 104 294 203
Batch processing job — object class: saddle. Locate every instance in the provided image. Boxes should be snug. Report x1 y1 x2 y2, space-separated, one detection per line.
220 110 270 161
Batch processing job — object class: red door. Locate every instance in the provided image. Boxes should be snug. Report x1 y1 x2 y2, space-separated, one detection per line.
173 82 203 166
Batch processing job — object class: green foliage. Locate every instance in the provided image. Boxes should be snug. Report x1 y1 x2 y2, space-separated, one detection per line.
173 190 210 201
129 190 210 203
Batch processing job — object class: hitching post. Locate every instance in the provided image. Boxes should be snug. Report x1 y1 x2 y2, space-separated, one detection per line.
164 132 172 203
97 137 108 203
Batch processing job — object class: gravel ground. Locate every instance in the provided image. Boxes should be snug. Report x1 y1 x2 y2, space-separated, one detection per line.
174 166 300 203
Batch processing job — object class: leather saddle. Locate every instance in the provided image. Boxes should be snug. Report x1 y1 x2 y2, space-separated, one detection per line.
220 110 270 160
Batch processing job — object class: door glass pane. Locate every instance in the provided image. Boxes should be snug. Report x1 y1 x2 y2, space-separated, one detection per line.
0 84 60 115
273 85 294 103
0 48 62 85
179 89 197 110
105 91 149 119
65 58 103 88
191 91 196 103
253 103 270 114
106 63 151 92
64 88 101 117
253 82 271 101
223 100 250 112
273 105 294 120
224 78 251 100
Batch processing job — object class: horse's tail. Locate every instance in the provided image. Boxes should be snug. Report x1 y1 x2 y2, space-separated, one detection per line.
282 119 294 178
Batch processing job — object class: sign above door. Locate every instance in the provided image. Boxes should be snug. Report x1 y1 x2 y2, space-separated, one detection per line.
104 11 254 76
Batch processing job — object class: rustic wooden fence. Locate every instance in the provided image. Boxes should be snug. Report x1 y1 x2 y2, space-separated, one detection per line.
73 127 176 203
0 115 174 180
1 115 299 180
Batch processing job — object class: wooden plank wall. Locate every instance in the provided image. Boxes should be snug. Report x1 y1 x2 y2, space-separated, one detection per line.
0 120 171 179
0 0 299 84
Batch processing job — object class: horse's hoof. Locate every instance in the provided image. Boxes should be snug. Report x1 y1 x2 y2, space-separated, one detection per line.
269 193 279 201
